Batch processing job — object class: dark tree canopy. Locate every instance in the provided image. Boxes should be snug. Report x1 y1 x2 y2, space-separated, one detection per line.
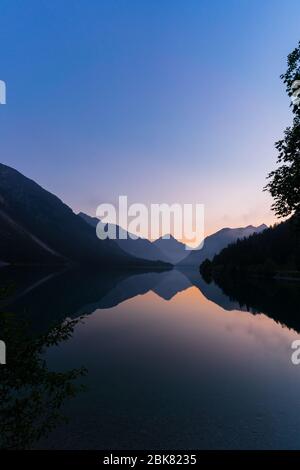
0 307 87 450
265 42 300 219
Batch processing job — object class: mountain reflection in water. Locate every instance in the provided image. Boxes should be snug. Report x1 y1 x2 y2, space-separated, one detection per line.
1 266 300 449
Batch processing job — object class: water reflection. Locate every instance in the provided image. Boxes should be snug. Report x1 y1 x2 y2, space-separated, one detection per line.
2 266 300 332
1 266 300 449
0 309 86 449
205 274 300 332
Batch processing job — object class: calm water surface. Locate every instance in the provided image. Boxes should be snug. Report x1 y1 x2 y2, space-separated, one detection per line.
1 268 300 449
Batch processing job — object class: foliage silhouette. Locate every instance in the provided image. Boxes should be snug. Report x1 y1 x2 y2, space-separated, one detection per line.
265 41 300 222
200 218 300 278
0 303 87 450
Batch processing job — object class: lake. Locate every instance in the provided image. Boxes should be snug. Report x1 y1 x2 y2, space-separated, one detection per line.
1 267 300 449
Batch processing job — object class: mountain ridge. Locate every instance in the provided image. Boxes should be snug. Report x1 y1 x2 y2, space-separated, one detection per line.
0 163 169 268
152 234 189 264
78 212 172 263
178 223 268 266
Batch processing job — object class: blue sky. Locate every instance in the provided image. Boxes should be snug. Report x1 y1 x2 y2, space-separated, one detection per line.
1 0 300 235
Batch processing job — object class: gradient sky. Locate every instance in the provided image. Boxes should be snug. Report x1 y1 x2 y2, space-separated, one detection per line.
1 0 300 238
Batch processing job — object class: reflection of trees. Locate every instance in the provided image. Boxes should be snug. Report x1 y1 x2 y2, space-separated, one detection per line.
0 309 86 450
212 275 300 332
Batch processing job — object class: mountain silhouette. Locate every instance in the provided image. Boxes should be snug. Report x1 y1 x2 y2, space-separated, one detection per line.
153 234 189 264
0 164 169 268
203 217 300 277
0 267 177 331
178 224 267 266
2 266 300 334
79 212 171 264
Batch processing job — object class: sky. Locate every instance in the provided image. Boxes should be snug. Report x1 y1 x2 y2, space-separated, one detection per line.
1 0 300 239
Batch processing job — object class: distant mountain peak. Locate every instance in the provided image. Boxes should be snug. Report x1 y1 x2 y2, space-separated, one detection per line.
0 164 169 268
178 223 268 266
153 234 188 264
